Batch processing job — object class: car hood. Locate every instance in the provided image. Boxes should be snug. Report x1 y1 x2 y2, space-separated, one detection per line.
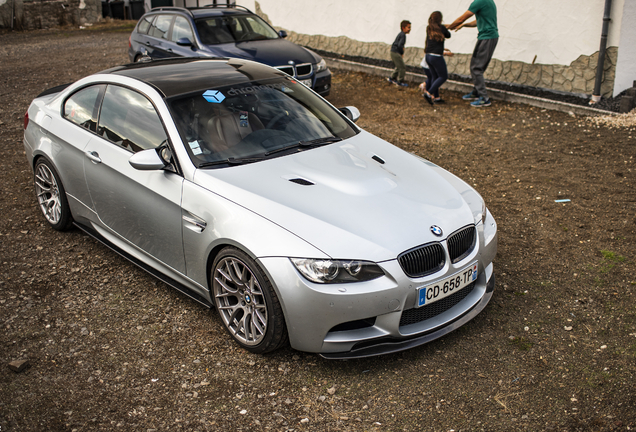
203 39 317 67
193 131 476 262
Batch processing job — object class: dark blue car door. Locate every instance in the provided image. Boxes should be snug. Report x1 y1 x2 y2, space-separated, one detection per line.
167 16 202 58
145 14 176 59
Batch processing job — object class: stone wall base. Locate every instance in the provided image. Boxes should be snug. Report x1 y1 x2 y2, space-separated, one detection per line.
288 32 617 98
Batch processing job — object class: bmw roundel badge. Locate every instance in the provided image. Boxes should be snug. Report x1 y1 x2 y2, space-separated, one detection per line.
430 225 443 237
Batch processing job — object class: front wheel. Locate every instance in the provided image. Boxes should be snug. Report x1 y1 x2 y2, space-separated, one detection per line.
34 158 73 231
211 247 288 354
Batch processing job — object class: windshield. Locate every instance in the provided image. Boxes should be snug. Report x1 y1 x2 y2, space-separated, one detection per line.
169 77 358 168
195 14 279 44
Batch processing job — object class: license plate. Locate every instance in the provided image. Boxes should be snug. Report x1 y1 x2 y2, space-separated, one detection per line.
300 79 312 88
417 262 478 307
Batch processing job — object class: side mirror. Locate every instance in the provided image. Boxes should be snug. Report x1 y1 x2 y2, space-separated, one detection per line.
278 30 287 38
176 37 193 47
339 106 360 123
129 148 167 170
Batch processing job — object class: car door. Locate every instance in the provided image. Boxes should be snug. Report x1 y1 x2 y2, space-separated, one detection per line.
83 84 186 274
167 15 200 57
145 14 176 59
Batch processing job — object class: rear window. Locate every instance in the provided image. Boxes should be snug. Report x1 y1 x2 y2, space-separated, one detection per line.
63 85 105 132
149 15 173 40
136 15 154 34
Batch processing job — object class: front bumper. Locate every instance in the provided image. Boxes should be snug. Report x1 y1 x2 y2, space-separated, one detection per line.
313 69 331 96
258 212 497 358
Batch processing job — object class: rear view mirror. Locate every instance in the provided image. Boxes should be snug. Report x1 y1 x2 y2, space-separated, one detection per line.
278 30 287 38
176 37 193 47
129 148 167 171
339 106 360 123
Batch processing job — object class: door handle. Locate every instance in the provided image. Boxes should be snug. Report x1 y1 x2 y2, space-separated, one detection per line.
85 151 102 164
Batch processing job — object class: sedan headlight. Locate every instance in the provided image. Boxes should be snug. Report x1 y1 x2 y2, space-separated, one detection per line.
315 59 327 72
291 258 384 284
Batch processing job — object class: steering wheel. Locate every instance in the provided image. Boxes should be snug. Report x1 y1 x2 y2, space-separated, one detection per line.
265 111 290 129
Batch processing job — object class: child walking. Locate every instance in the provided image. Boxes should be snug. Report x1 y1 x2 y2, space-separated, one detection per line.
387 20 411 87
423 11 452 105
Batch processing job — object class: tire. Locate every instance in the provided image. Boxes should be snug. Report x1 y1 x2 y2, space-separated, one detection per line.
33 158 73 231
211 247 288 354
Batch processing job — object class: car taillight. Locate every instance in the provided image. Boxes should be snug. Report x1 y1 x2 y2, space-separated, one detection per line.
128 35 131 49
24 111 29 130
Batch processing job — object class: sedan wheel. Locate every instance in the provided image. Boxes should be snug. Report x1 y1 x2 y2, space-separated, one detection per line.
212 247 287 353
34 159 73 231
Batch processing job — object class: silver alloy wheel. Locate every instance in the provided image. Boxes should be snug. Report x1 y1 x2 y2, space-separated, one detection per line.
35 163 62 225
213 256 268 346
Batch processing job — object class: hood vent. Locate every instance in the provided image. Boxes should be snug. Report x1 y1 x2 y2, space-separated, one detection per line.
289 178 314 186
372 155 385 164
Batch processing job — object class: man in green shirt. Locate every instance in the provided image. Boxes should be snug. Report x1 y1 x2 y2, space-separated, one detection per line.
448 0 499 107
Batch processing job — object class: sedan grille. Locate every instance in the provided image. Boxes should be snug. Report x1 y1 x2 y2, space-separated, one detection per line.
398 243 445 278
447 226 476 263
295 63 312 77
275 63 313 78
277 65 294 76
399 281 476 327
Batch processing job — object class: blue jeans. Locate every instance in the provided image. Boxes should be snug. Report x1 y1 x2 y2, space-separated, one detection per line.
425 54 448 98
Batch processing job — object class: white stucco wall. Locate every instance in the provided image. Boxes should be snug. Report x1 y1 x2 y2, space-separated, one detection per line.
239 0 634 96
246 0 625 65
614 0 636 96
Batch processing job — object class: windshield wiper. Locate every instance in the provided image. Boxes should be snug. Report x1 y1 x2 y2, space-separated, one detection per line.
198 156 265 168
264 136 342 156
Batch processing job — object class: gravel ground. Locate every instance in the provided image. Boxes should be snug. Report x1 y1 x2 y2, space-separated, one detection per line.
1 22 636 431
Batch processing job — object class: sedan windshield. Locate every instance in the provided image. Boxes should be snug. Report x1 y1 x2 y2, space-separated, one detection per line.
169 76 358 167
195 14 279 44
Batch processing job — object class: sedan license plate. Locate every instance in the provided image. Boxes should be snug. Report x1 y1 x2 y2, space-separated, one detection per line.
417 262 478 307
300 79 312 88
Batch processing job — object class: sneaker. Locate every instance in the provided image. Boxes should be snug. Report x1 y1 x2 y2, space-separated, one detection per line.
433 98 446 104
386 77 397 85
423 92 434 105
470 96 492 107
462 91 479 101
397 81 409 87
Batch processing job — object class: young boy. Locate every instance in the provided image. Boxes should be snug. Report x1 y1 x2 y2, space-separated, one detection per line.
387 20 411 87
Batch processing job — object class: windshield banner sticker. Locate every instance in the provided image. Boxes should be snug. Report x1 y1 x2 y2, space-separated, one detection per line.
226 82 290 96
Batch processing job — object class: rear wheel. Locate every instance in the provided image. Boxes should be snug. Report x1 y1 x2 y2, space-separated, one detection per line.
33 159 73 231
211 247 288 353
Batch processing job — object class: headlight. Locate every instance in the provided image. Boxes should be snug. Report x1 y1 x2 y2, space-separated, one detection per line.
315 59 327 72
291 258 384 284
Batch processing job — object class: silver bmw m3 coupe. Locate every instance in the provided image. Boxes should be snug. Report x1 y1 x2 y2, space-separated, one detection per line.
23 58 497 358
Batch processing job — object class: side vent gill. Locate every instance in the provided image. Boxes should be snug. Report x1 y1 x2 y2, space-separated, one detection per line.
372 155 385 164
289 178 314 186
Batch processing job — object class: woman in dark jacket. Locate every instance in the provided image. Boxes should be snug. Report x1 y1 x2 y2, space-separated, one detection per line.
423 11 452 105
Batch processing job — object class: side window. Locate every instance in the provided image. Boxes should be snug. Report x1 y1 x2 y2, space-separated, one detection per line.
148 15 173 40
63 85 104 132
171 16 194 42
97 85 167 153
137 15 154 34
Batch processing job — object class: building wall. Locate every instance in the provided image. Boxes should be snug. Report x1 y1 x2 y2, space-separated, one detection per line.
245 0 634 98
0 0 102 30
